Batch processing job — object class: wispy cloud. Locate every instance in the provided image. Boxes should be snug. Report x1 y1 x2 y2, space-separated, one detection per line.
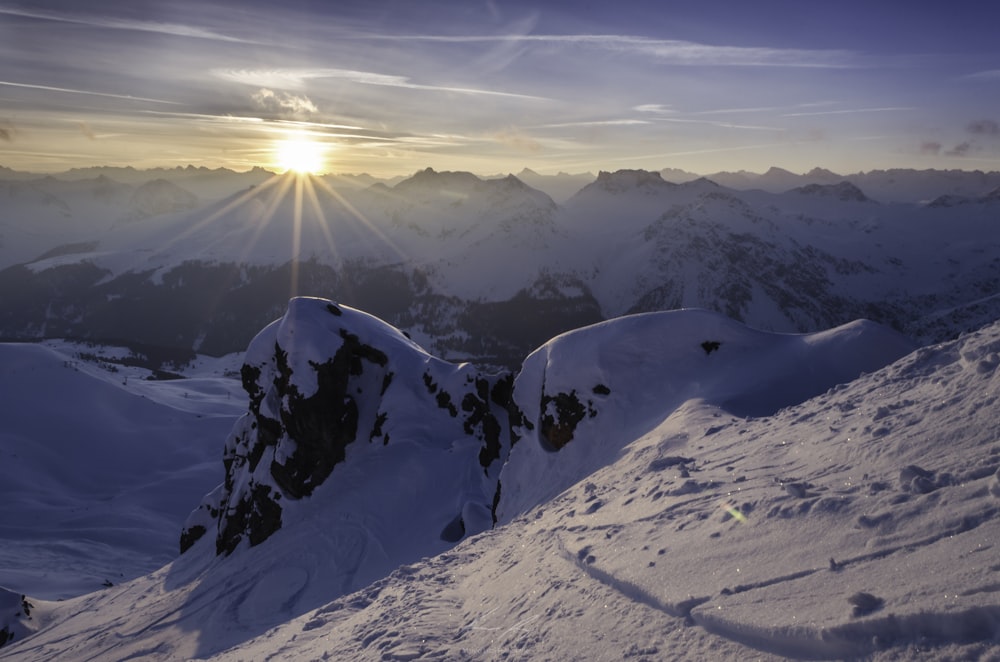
76 121 96 140
493 127 542 152
967 119 999 136
136 110 415 146
0 119 13 142
0 5 253 43
946 142 972 156
651 117 785 131
365 34 860 68
633 104 673 114
963 69 1000 80
537 119 650 129
213 68 546 100
920 141 942 155
567 141 793 167
0 80 180 105
660 101 837 116
781 107 914 118
252 89 318 115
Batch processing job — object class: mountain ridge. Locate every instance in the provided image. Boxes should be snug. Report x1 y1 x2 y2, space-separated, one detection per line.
3 166 1000 370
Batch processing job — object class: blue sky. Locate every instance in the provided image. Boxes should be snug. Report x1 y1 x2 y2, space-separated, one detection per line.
1 0 999 175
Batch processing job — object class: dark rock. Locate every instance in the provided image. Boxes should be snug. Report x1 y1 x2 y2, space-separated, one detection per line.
540 390 589 451
182 297 516 555
848 591 884 617
701 340 721 355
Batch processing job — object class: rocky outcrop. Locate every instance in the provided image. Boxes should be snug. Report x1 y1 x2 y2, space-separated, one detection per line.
180 297 514 555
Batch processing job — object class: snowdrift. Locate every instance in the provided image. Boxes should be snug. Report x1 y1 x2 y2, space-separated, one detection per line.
6 298 1000 660
497 309 917 521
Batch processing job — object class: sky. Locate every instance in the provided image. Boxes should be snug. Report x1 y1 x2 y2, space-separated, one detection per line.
1 0 1000 176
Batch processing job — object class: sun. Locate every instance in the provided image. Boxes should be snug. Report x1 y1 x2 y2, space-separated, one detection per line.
275 136 326 175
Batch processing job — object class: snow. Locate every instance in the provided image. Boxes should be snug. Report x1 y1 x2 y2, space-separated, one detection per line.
3 296 998 660
3 165 1000 659
496 310 917 522
0 341 245 599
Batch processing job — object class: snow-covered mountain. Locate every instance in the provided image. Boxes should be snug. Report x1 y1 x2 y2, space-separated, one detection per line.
4 295 999 660
695 166 1000 204
3 166 1000 371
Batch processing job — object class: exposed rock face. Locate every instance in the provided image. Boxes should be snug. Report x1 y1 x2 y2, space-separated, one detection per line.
181 297 514 555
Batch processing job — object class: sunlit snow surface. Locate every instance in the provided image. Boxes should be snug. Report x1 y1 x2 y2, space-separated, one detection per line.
3 306 1000 660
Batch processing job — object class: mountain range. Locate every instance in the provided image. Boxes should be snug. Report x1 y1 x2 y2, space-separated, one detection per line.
2 160 1000 657
2 165 999 369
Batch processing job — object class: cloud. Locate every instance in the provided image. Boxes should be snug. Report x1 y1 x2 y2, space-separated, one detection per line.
538 119 650 129
0 119 12 142
651 117 785 131
252 88 318 115
214 68 545 100
493 127 542 152
920 141 942 155
77 121 96 140
963 69 1000 80
946 142 972 156
967 119 999 136
634 104 673 114
781 107 914 118
372 34 860 68
0 5 253 43
0 80 179 105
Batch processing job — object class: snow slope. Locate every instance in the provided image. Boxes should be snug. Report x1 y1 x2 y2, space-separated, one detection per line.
0 342 245 599
8 299 994 661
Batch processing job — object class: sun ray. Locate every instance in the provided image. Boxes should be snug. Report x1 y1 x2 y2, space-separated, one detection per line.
301 174 344 268
309 176 407 262
290 173 305 297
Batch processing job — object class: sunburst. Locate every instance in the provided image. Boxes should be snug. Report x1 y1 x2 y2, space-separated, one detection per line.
275 134 327 175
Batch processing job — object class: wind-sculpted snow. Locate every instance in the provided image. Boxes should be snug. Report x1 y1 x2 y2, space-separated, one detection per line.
496 309 917 522
5 301 1000 660
180 297 514 557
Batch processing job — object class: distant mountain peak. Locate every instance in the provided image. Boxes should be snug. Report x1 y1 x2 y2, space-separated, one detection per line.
791 181 872 202
584 169 674 194
680 176 720 189
394 167 483 192
806 166 841 179
764 166 797 177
